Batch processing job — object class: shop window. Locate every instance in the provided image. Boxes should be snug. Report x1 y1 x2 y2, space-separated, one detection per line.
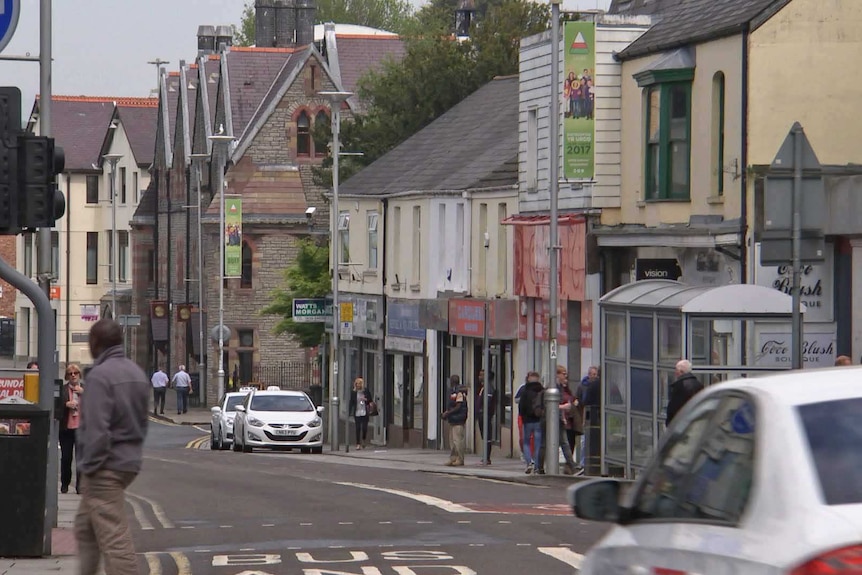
240 241 252 288
296 111 311 156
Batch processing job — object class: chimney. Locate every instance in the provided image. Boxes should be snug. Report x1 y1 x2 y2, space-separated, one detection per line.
275 0 298 47
255 0 278 47
197 25 217 54
256 0 315 48
295 0 316 46
215 25 233 50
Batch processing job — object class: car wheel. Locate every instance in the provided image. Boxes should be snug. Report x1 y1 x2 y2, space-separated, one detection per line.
220 429 230 451
232 433 242 452
242 441 253 453
210 427 218 450
300 447 310 454
311 446 323 454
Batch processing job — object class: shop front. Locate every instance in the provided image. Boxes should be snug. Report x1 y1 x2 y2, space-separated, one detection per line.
384 299 426 448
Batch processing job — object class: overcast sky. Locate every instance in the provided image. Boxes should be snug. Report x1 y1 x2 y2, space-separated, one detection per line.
0 0 610 118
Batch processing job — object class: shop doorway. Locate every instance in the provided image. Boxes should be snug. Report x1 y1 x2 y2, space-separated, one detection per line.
471 342 511 454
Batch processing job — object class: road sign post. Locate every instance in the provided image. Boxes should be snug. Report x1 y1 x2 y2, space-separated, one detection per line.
762 122 824 370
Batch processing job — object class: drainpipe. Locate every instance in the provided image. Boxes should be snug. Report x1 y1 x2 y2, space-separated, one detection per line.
380 197 388 446
166 173 172 375
740 26 750 285
153 168 160 372
64 174 71 365
185 164 191 371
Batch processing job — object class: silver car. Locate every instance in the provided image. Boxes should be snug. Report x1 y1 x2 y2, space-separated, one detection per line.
233 387 325 454
210 390 252 450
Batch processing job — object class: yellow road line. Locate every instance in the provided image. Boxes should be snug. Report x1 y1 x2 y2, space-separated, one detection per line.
185 435 208 449
127 491 175 529
144 552 162 575
149 416 181 427
125 495 154 530
170 551 192 575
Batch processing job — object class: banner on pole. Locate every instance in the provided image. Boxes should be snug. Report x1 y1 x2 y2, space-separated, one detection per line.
563 21 596 180
224 196 242 277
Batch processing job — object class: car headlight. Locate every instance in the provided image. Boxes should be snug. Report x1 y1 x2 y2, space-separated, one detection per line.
308 417 322 428
247 416 266 428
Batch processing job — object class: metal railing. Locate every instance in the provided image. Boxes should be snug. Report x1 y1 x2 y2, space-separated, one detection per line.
252 361 321 391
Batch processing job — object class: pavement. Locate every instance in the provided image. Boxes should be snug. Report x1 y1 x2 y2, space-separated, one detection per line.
1 399 598 573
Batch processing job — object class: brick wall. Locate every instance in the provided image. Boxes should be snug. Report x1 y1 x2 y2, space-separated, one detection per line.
0 236 15 318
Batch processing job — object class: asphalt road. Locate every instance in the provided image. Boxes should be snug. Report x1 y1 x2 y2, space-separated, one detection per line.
129 418 609 574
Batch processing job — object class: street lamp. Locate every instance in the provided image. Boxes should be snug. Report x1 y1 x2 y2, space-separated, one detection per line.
318 90 353 451
190 153 209 405
209 129 236 401
102 153 123 321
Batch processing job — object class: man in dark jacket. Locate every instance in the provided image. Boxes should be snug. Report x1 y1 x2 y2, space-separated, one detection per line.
666 359 704 425
518 372 544 474
75 319 150 575
441 374 468 466
475 369 496 465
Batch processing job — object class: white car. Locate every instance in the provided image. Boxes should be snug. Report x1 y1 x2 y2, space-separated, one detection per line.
568 367 862 575
233 387 325 454
210 389 253 450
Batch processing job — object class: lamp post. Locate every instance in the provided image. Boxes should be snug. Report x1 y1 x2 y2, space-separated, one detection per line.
209 130 236 401
318 90 353 451
190 153 209 405
103 153 123 320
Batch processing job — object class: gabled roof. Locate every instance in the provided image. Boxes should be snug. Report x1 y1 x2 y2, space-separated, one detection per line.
116 101 158 168
339 75 519 197
615 0 790 60
334 34 405 95
33 97 115 171
224 46 296 137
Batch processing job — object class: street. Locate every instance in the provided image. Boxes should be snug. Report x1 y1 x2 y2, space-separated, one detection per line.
127 419 609 574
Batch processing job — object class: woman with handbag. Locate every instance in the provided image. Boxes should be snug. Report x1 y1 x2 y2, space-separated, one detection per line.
59 363 84 493
348 377 373 450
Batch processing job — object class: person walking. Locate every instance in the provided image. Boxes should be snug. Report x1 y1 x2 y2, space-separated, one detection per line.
555 365 580 475
441 374 468 466
74 318 150 575
348 377 372 450
518 371 544 474
171 365 192 415
475 369 496 465
666 359 704 424
59 363 84 494
150 366 168 416
576 366 601 471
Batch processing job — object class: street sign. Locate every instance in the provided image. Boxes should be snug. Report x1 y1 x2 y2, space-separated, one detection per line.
340 302 354 322
292 298 332 323
340 321 353 340
764 177 825 232
0 1 21 55
771 121 821 171
759 231 826 266
118 314 141 327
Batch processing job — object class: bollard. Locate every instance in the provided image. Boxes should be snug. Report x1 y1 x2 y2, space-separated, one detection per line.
544 386 561 475
330 396 340 451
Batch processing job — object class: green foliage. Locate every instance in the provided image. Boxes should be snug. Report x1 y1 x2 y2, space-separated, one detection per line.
260 239 331 348
234 1 256 47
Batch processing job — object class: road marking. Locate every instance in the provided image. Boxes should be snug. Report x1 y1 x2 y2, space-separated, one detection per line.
417 521 433 524
127 492 175 529
144 552 162 574
379 521 392 524
193 425 210 433
262 523 275 527
181 526 195 529
538 547 585 569
240 548 256 551
339 522 354 525
149 416 181 427
195 549 211 553
300 522 313 526
333 481 475 513
517 543 532 547
457 520 471 524
126 495 154 530
170 552 192 575
220 525 233 528
498 520 512 524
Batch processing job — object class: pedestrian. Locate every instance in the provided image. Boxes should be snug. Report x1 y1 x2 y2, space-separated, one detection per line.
59 363 84 494
666 359 704 424
348 377 371 450
171 364 192 415
475 368 496 465
150 366 168 416
835 355 852 366
555 365 579 475
27 360 38 369
576 365 601 471
441 374 468 467
513 378 529 464
518 371 544 475
74 318 149 575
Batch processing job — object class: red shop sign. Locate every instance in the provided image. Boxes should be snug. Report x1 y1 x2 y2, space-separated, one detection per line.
510 215 586 301
448 300 485 337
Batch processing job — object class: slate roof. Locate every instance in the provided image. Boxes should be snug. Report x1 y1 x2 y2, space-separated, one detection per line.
614 0 789 60
236 52 306 142
165 72 182 149
117 102 158 168
338 75 519 196
335 35 405 95
40 97 115 171
132 178 157 223
225 47 296 137
202 56 221 127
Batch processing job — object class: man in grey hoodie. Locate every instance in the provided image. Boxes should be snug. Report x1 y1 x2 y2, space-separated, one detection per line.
74 319 150 575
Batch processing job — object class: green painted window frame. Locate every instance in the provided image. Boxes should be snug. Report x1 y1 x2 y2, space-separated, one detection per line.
637 69 694 202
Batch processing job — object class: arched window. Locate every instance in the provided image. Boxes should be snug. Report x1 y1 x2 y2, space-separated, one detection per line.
241 241 252 288
314 110 329 157
296 111 311 156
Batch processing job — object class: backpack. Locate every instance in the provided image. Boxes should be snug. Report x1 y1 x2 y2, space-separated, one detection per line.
531 389 545 419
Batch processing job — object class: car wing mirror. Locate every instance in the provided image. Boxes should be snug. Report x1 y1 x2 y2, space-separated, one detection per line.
211 406 222 414
567 479 623 523
235 405 246 413
316 406 325 414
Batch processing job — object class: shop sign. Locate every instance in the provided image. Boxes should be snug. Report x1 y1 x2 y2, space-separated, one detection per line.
756 244 833 323
385 336 424 354
0 376 24 399
581 304 593 348
341 296 382 339
387 300 424 339
518 299 568 341
448 299 485 337
292 298 332 323
513 216 586 301
755 330 836 368
419 299 449 332
80 304 99 322
635 259 681 281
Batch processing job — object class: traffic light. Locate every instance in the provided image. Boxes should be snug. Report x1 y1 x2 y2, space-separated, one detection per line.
0 87 21 233
17 134 65 229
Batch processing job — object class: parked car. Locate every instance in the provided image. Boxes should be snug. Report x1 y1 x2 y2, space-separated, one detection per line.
210 388 254 450
567 367 862 575
233 386 325 454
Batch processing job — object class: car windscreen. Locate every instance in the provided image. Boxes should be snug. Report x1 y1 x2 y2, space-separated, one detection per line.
250 395 313 412
798 397 862 505
225 396 245 412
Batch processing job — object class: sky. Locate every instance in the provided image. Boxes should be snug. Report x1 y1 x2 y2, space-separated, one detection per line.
0 0 611 118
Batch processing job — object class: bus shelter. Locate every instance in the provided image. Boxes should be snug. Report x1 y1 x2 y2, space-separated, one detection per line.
599 279 798 478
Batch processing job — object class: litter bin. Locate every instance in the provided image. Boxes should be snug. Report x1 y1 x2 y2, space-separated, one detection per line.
0 403 50 557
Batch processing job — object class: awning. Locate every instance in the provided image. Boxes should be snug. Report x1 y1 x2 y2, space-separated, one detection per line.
501 213 586 226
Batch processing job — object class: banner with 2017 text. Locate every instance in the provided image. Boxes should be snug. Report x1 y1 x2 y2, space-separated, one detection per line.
224 196 242 277
563 21 596 180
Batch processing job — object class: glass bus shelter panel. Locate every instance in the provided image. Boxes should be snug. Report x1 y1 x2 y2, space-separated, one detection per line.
631 415 654 467
687 318 795 373
604 410 626 469
604 361 626 409
630 315 654 363
605 313 626 359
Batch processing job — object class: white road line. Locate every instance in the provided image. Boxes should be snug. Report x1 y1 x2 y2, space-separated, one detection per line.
144 552 162 574
194 550 211 553
498 520 512 524
170 552 192 575
538 547 585 570
417 521 433 524
127 492 175 529
262 523 275 527
240 548 256 551
126 496 154 530
379 521 392 524
339 521 354 525
457 520 471 524
193 425 210 433
300 522 313 526
516 543 532 547
219 525 232 528
180 526 195 530
333 481 475 513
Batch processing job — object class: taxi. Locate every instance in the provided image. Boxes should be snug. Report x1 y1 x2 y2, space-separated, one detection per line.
232 386 325 454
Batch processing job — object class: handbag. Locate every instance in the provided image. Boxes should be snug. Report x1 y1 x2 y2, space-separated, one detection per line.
367 400 379 417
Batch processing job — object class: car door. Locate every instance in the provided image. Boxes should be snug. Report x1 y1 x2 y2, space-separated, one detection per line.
592 392 761 575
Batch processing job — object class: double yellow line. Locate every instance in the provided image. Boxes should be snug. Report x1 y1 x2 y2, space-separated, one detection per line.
185 435 210 450
144 552 192 575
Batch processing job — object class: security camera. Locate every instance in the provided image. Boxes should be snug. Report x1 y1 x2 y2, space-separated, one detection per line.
305 207 316 219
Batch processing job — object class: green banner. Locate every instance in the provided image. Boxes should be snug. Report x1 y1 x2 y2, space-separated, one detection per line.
563 21 596 180
225 196 242 277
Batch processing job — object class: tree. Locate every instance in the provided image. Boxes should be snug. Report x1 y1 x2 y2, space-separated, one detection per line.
234 1 256 47
260 239 331 347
